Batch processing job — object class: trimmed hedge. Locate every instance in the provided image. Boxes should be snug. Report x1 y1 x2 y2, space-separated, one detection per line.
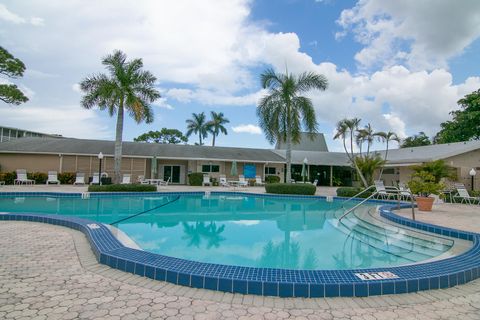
58 172 76 185
88 184 157 192
188 172 204 186
265 183 316 195
0 171 16 185
336 187 373 198
265 175 281 184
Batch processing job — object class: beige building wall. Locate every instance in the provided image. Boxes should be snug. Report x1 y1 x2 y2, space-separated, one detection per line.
444 149 480 190
0 153 61 172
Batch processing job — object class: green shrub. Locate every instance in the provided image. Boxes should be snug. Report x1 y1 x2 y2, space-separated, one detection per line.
58 172 76 184
0 171 16 185
336 187 373 198
188 172 204 186
27 172 48 184
88 184 157 192
265 183 316 195
265 175 280 184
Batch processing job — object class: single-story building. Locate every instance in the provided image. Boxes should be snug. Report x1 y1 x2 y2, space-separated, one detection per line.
0 132 479 189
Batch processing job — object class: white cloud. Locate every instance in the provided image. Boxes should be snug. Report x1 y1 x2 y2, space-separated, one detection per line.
232 124 262 135
2 0 480 148
154 98 174 110
0 4 43 26
1 104 110 139
71 83 81 93
337 0 480 70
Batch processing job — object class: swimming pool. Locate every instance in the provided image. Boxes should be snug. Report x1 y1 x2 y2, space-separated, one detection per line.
0 193 455 269
1 192 479 297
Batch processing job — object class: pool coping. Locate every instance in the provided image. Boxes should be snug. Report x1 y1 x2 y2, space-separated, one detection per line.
0 191 479 298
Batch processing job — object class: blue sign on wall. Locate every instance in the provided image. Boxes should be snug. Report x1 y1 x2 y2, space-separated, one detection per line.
244 164 256 178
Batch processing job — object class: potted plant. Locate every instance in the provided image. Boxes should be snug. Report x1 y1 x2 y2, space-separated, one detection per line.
407 171 444 211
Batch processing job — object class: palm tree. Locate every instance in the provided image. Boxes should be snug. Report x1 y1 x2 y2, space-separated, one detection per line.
257 68 328 182
356 123 375 156
186 112 208 145
334 118 368 187
80 50 160 183
207 111 229 146
376 131 400 179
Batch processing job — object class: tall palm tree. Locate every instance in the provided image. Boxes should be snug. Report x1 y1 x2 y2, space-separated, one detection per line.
186 112 208 145
334 118 368 187
207 111 229 146
376 131 400 179
257 68 328 182
80 50 160 183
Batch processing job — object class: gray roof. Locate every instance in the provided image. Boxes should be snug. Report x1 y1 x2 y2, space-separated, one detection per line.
380 140 480 164
275 133 328 152
0 137 286 163
273 150 350 166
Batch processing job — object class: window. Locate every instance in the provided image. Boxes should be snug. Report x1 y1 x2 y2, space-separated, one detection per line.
383 168 395 175
202 164 220 173
265 167 276 175
244 164 256 178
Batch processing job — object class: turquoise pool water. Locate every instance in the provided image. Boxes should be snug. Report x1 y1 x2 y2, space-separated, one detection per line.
0 194 453 270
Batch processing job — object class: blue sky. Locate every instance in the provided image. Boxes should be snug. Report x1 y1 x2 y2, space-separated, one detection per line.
1 0 480 151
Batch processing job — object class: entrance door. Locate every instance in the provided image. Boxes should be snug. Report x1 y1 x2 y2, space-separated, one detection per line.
163 165 181 183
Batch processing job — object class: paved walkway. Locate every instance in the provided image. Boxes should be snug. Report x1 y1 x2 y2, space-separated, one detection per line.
1 221 479 320
396 203 480 234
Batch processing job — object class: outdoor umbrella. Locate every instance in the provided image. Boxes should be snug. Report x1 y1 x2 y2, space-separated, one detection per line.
151 155 157 179
230 160 238 176
301 158 308 183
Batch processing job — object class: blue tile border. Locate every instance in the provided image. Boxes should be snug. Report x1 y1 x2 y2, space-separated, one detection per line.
1 191 479 298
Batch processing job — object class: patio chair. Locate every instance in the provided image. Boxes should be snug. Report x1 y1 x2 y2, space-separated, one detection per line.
311 179 318 186
202 174 211 186
158 177 171 186
374 180 397 200
46 171 60 185
219 175 230 187
121 174 131 184
399 183 412 201
137 175 149 184
254 176 265 186
14 169 35 185
73 173 85 185
453 183 480 205
238 175 248 187
90 173 100 185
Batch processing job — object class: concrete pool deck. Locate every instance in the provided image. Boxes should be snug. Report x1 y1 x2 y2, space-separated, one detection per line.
0 186 479 319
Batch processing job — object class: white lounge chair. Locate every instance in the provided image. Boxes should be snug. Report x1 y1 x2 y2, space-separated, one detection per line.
311 179 318 186
374 180 397 200
158 177 170 186
74 173 85 185
254 176 265 186
202 174 211 186
121 174 131 184
90 173 100 185
453 183 480 204
399 183 412 200
238 175 248 187
219 175 230 187
14 169 34 185
46 171 60 185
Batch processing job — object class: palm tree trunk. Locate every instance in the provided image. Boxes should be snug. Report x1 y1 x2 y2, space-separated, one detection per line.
199 134 202 146
114 103 124 184
212 134 216 147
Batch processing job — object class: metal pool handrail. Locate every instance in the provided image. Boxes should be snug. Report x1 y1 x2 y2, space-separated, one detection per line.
338 186 415 222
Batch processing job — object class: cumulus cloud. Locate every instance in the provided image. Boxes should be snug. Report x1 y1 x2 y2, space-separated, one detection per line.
232 124 262 135
1 0 480 147
337 0 480 70
1 104 110 139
